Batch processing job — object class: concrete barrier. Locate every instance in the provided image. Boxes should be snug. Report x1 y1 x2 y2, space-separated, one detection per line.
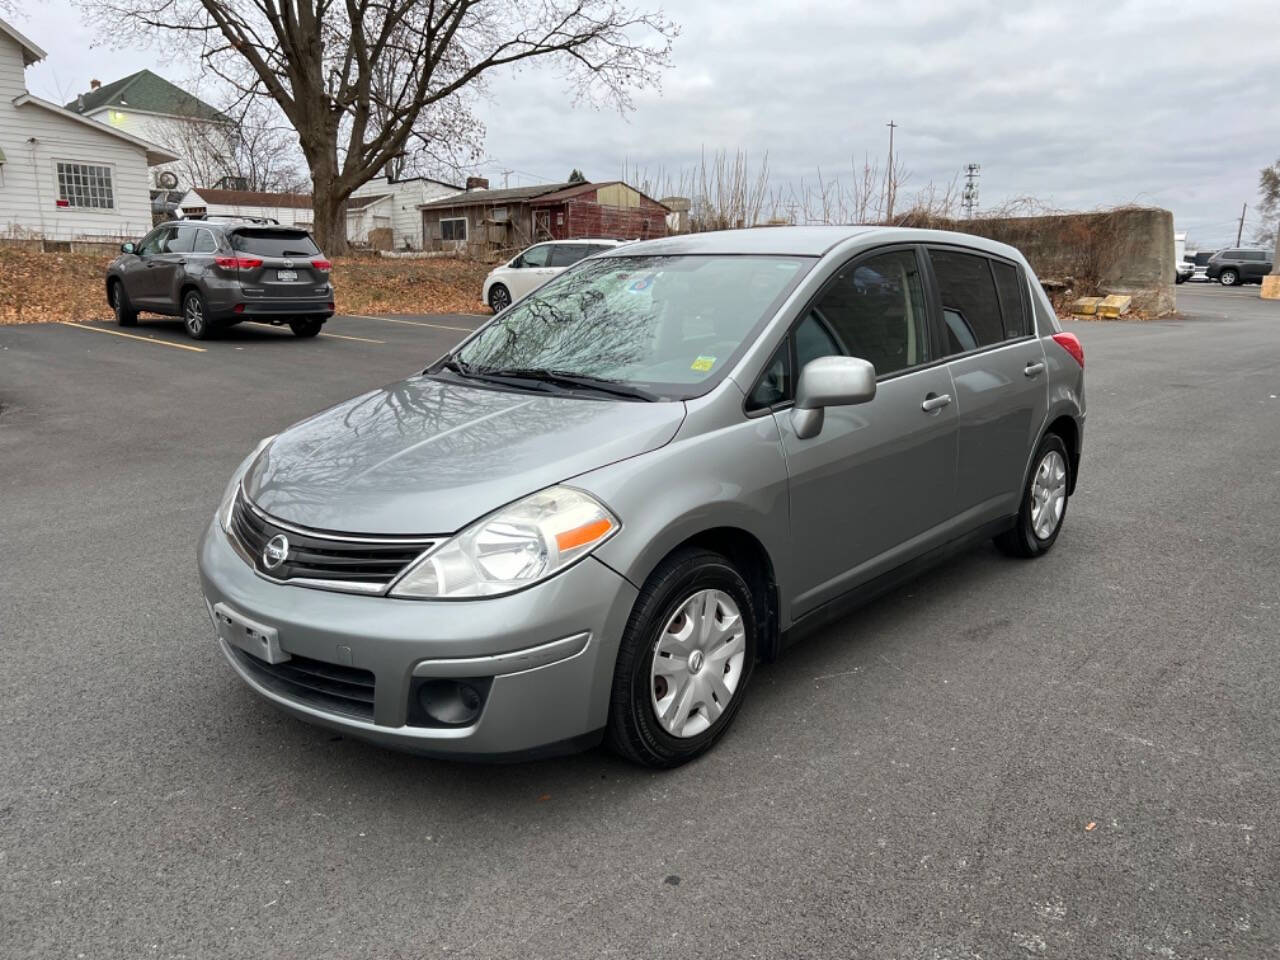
959 207 1176 315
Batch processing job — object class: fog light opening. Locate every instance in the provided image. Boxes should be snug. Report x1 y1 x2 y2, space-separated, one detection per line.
417 679 484 727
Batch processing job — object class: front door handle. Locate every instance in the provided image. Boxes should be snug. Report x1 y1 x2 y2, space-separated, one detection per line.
1024 361 1046 377
921 393 952 412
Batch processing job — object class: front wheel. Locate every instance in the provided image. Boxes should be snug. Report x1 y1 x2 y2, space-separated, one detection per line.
1219 269 1239 287
111 281 138 327
607 548 757 768
182 290 214 340
995 434 1070 558
289 319 323 338
488 283 511 313
1175 273 1187 284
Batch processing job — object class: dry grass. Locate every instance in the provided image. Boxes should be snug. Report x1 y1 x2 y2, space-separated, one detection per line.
0 248 491 325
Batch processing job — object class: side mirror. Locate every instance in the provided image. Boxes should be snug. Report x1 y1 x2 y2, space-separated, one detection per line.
121 242 136 254
791 356 876 439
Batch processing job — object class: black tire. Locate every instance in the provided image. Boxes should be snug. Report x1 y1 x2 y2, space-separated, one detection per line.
995 433 1071 558
182 290 214 340
289 319 323 338
488 283 511 313
110 280 138 327
1175 273 1187 284
1219 269 1239 287
606 547 758 768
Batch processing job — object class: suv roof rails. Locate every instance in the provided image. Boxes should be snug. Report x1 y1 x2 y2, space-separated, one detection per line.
180 214 282 226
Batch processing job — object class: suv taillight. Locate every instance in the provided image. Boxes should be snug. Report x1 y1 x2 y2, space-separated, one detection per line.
1051 332 1084 368
214 256 264 270
311 258 332 272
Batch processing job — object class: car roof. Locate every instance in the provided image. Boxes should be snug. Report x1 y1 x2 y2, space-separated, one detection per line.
529 237 624 246
596 225 1027 262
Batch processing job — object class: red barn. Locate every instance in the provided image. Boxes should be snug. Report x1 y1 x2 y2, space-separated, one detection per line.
529 181 670 241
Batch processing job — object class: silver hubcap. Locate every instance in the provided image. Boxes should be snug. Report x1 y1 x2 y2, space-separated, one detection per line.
185 298 203 332
650 589 746 739
1030 450 1067 540
1222 273 1235 285
492 288 509 310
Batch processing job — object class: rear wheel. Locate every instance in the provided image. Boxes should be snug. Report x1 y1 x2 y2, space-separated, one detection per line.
607 548 757 768
488 283 511 313
289 319 323 338
110 281 138 327
182 290 214 340
995 433 1070 558
1219 269 1239 286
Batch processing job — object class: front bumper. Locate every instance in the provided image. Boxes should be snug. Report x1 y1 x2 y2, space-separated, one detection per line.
197 519 638 758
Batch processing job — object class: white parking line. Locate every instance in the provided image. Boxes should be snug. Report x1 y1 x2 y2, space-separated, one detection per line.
345 313 477 332
57 321 207 353
319 331 386 344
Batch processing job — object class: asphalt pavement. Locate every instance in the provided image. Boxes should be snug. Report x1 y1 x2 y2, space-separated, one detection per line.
2 285 1278 959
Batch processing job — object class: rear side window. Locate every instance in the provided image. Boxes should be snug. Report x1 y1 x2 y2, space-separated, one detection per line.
991 260 1029 338
929 249 1004 352
230 230 320 257
193 229 217 254
1243 251 1266 261
550 245 591 267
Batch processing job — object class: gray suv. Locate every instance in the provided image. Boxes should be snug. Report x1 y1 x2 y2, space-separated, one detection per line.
106 219 335 339
198 226 1086 767
1205 247 1273 286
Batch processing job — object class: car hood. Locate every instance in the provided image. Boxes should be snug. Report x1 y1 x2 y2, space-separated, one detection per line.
242 375 686 535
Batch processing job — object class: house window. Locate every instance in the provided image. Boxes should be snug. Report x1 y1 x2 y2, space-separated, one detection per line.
56 162 115 209
441 217 467 241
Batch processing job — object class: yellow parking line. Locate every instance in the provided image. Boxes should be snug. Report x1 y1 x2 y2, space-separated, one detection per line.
57 321 206 352
346 313 476 332
320 331 385 344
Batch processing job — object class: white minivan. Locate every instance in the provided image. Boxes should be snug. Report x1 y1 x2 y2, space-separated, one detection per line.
482 238 626 312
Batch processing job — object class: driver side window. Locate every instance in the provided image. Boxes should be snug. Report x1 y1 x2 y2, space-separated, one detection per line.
518 245 552 269
137 228 171 255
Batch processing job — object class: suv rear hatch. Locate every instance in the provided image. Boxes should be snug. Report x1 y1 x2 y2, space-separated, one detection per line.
224 228 331 299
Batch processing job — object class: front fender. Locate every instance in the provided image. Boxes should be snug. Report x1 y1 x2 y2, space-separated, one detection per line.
572 401 793 624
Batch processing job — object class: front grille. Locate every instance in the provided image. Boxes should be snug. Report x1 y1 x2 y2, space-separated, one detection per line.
229 489 435 594
229 646 376 721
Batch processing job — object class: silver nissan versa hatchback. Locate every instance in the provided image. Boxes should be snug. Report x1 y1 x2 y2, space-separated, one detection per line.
198 226 1085 767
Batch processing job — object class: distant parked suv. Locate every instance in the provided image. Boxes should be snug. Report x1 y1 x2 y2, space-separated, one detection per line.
1205 248 1273 287
107 219 335 340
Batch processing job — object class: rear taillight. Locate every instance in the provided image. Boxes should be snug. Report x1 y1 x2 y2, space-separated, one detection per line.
311 258 332 272
1051 332 1084 368
214 256 264 270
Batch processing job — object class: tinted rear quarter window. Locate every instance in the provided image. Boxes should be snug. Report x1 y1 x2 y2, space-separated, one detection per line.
230 230 320 257
991 260 1029 338
929 249 1005 352
550 245 590 267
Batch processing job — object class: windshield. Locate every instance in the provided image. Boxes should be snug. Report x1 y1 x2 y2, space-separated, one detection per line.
231 230 321 257
447 255 812 400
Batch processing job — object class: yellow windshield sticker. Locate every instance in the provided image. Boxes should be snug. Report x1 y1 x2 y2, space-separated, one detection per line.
691 355 716 372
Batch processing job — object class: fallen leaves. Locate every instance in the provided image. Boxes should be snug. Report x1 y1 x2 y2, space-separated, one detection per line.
0 248 492 325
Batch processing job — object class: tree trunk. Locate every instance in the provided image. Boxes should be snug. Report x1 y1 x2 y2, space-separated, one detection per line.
309 149 349 255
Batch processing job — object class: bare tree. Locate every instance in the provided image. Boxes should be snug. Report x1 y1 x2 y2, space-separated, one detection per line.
1256 158 1280 246
81 1 677 252
155 94 305 192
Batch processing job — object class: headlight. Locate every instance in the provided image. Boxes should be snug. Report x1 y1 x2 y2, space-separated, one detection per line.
390 486 618 599
217 434 276 532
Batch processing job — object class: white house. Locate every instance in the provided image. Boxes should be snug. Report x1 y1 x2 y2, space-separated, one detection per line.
65 69 231 194
348 173 461 250
176 186 313 228
0 17 177 244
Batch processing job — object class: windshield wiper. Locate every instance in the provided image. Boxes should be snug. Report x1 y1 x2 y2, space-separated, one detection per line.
483 368 659 402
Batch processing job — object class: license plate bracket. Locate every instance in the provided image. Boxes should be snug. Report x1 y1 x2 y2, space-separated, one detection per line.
213 602 290 664
277 269 298 282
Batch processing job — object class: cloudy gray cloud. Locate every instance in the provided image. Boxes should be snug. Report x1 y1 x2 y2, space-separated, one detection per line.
20 0 1278 248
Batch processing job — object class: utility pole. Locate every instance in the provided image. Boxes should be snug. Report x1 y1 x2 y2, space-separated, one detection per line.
501 168 513 189
885 120 897 221
1236 203 1247 246
962 163 981 219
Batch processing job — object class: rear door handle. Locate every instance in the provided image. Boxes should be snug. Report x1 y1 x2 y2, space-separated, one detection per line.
921 393 952 412
1024 361 1046 377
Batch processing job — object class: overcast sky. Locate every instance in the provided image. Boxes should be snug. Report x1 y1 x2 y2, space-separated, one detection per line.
18 0 1278 248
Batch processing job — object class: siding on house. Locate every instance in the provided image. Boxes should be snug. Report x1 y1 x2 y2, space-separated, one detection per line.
350 175 461 250
0 34 164 242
